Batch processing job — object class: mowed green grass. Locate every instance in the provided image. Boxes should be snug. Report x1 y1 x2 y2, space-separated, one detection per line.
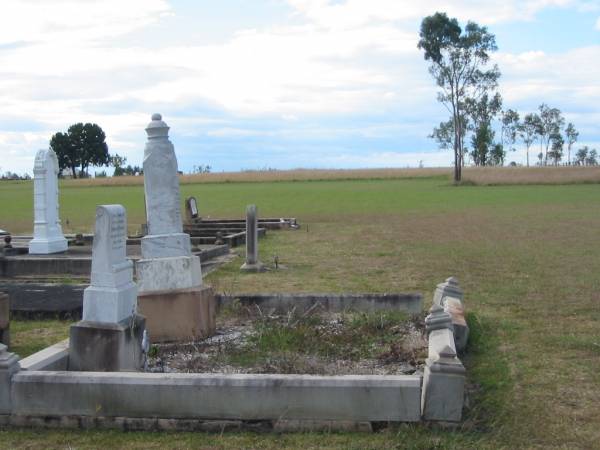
1 175 597 232
2 174 600 449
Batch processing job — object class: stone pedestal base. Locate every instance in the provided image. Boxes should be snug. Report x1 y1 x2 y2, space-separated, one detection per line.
240 261 266 272
141 233 191 258
136 255 202 293
28 236 68 254
82 282 137 324
137 286 216 343
69 315 145 372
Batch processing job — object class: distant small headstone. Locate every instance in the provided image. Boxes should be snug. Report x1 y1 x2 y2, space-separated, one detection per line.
28 149 68 254
74 233 85 246
241 204 265 272
185 196 199 222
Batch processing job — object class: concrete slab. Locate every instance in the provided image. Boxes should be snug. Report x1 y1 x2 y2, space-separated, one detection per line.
19 339 69 371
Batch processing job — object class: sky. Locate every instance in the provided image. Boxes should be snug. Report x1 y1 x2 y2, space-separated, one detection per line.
0 0 599 175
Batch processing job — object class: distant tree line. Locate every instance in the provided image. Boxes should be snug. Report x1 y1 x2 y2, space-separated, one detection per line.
110 154 143 176
419 12 596 181
0 171 31 181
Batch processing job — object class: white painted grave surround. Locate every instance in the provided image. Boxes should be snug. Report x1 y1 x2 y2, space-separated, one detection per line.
28 149 68 254
82 205 137 323
137 114 202 292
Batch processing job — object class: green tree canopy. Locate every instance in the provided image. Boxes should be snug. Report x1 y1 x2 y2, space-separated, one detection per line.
418 12 500 181
50 123 110 178
519 113 541 167
564 123 578 166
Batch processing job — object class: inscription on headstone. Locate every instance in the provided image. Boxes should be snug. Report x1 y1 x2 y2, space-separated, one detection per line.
83 205 137 323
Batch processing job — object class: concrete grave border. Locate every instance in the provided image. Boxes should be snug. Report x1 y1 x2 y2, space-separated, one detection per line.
0 284 468 430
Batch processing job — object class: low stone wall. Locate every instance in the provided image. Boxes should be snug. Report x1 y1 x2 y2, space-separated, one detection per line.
217 293 423 315
19 340 69 371
10 371 421 423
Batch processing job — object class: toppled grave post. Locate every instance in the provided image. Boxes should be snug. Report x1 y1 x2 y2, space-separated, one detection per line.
28 149 68 254
433 277 463 306
433 277 469 352
136 114 215 342
240 204 265 272
421 303 466 422
69 205 145 371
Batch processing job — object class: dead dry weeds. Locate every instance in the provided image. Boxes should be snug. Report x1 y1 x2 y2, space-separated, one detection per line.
147 309 427 376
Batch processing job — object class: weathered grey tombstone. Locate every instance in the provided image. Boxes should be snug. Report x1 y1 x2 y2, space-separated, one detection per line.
69 205 145 371
0 343 19 414
241 204 265 272
82 205 137 323
135 114 215 343
136 114 201 292
28 149 68 254
184 196 199 223
0 293 9 348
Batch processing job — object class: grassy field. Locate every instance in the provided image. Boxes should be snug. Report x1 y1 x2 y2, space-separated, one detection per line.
2 170 600 448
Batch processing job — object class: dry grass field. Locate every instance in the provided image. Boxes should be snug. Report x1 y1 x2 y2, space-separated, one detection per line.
1 167 600 449
461 165 600 185
59 165 600 188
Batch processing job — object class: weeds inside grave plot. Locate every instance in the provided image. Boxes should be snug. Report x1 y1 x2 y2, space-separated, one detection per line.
148 306 427 375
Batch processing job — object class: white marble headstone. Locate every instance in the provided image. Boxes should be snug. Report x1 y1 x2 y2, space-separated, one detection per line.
83 205 137 323
28 149 68 254
140 113 192 259
136 114 202 292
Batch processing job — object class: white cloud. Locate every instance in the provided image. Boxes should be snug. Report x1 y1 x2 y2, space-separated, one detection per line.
0 0 598 175
287 0 577 26
0 0 171 45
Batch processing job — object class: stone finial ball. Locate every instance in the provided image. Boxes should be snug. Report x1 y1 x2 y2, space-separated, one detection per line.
151 113 162 121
